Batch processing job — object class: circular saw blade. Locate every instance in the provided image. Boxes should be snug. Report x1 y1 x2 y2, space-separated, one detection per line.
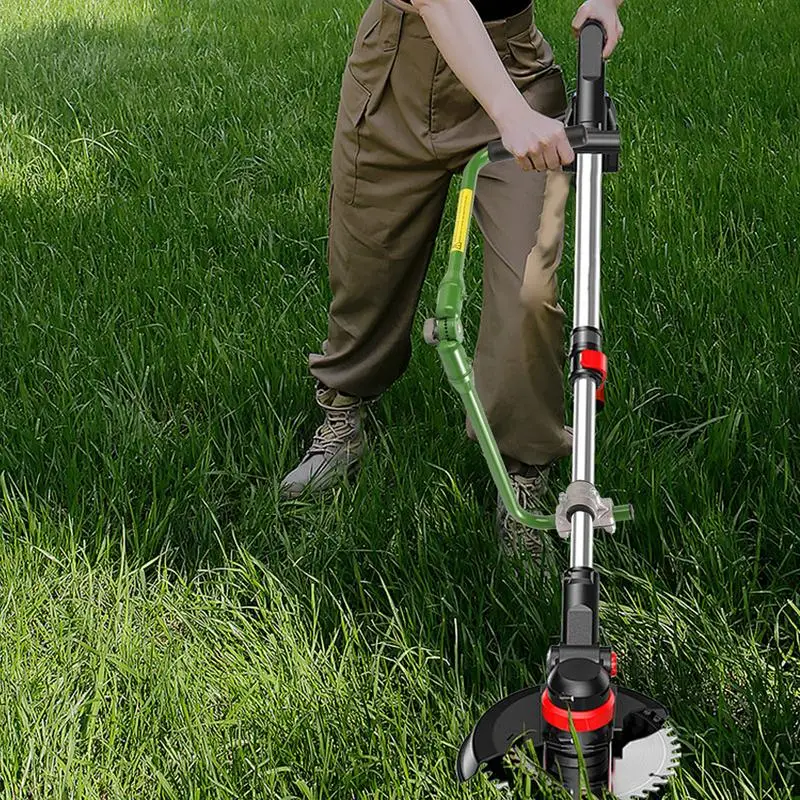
501 723 680 799
609 723 681 799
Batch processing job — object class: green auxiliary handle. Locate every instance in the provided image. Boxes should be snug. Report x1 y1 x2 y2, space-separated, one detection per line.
422 130 633 533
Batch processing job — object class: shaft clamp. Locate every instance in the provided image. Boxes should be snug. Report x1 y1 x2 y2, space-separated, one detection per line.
555 480 618 538
423 317 463 345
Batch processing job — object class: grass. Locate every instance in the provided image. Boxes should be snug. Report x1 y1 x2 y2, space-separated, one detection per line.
0 0 798 796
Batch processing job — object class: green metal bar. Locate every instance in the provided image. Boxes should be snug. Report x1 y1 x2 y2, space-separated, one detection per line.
438 339 557 530
434 150 489 323
428 147 632 532
433 147 555 530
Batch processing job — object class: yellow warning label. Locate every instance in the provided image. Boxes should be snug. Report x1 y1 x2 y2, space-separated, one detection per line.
451 189 473 252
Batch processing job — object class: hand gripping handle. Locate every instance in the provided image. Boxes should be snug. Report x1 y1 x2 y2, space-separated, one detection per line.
487 20 618 163
486 125 619 162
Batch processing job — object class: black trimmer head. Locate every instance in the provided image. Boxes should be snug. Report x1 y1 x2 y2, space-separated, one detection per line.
456 661 681 798
450 19 681 800
456 571 681 797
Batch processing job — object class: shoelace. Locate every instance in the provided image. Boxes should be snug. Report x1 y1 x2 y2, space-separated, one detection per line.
500 471 547 524
307 407 359 457
513 472 544 504
515 473 545 504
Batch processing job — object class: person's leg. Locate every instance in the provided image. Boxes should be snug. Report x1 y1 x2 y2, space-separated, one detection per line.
282 1 451 496
470 163 573 470
428 4 573 554
308 172 451 399
471 160 573 555
468 9 573 470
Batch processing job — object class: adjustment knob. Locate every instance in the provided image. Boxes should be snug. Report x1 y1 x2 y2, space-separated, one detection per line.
423 318 439 345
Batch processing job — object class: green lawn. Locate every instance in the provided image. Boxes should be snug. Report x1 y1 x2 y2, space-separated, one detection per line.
0 0 798 797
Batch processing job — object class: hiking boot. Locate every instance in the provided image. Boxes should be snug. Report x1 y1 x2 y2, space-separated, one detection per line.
496 463 553 560
279 384 368 498
496 426 573 559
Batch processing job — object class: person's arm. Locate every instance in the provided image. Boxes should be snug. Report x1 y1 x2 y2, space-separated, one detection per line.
410 0 573 171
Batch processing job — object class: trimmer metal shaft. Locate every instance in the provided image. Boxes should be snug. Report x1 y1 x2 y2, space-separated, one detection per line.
570 150 604 569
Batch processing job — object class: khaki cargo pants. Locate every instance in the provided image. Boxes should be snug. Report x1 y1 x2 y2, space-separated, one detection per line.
308 0 573 469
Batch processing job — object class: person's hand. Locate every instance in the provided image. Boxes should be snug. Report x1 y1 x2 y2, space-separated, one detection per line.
496 105 574 172
571 0 624 59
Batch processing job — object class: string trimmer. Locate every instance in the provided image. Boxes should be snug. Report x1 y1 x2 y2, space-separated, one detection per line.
423 20 680 799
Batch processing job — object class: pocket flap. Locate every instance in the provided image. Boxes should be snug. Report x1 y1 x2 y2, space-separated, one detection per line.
339 66 371 127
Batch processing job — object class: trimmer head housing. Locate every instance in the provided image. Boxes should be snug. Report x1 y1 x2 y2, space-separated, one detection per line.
456 677 680 798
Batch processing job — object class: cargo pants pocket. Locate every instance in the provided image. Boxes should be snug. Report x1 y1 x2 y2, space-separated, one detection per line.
330 0 403 206
506 26 568 119
331 66 371 206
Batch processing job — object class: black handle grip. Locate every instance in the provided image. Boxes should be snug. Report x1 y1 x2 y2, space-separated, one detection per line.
578 19 606 82
486 125 619 163
576 20 607 126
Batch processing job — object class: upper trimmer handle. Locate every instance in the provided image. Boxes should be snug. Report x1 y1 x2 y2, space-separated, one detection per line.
575 19 607 127
577 18 606 78
486 19 619 165
486 125 619 162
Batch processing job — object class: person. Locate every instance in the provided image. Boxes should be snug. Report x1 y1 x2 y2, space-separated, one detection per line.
280 0 624 557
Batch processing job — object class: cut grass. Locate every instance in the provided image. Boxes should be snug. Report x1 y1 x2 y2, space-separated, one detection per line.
0 0 799 797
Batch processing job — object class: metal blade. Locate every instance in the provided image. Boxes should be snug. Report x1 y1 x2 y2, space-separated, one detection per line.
609 724 681 799
501 724 680 799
